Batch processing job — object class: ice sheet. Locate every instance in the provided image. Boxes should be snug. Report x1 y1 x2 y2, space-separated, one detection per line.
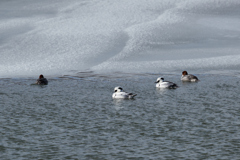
0 0 240 77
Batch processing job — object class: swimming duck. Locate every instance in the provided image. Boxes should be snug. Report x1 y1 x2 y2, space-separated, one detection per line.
36 74 48 85
181 71 199 82
155 77 178 89
112 86 137 99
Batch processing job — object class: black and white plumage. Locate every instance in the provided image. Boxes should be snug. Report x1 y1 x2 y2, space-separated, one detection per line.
155 77 178 89
181 71 199 82
112 86 137 99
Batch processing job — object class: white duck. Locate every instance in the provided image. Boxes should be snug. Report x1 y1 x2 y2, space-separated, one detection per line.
112 86 137 99
155 77 178 89
181 71 199 82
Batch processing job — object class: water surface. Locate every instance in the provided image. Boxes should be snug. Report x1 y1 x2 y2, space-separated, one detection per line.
1 73 240 159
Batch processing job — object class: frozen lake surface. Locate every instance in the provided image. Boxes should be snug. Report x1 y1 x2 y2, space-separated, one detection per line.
0 0 240 77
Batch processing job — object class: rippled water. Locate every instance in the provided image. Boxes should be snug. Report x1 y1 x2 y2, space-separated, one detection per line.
1 73 240 159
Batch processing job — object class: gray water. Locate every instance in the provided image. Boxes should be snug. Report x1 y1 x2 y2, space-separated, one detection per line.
1 73 240 159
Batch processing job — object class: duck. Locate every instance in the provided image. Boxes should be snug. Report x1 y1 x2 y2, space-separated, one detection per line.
155 77 178 89
112 86 137 99
36 74 48 85
181 71 199 82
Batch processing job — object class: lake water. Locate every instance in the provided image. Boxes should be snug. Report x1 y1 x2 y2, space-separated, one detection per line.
1 72 240 159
